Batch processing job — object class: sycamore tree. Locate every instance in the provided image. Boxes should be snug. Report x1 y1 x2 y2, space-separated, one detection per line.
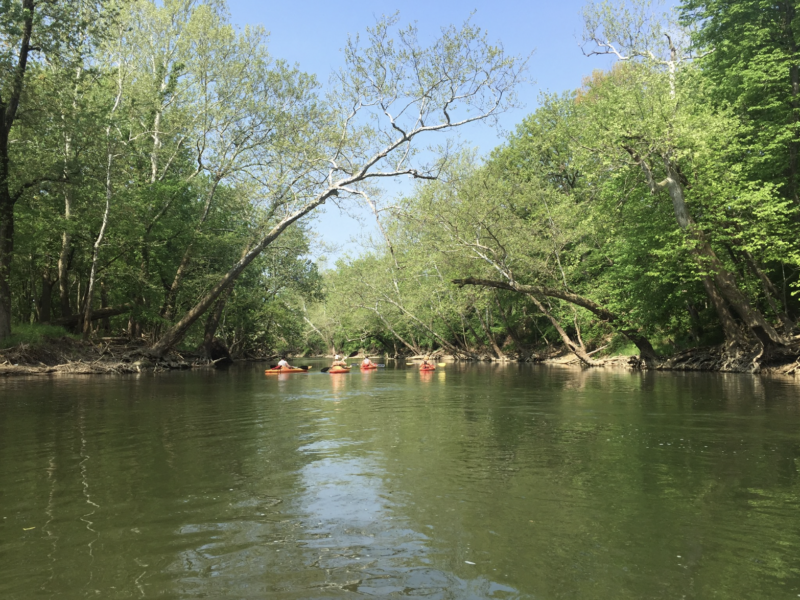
578 0 798 359
148 14 527 356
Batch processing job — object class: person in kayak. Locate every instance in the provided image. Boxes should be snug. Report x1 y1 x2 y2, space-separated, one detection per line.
332 354 347 367
361 356 375 368
277 357 294 370
421 355 433 367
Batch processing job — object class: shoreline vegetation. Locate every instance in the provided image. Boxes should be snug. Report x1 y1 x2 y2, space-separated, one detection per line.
2 331 798 377
1 1 799 376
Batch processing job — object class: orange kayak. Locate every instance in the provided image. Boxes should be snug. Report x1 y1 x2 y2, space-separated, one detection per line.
264 367 308 374
419 365 436 372
328 366 351 374
360 365 378 371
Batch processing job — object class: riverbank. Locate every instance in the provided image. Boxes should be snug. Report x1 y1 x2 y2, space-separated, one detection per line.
0 336 273 377
413 344 800 376
3 338 798 377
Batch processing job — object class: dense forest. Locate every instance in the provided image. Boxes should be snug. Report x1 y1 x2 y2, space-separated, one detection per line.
1 0 799 372
0 0 524 359
306 0 800 372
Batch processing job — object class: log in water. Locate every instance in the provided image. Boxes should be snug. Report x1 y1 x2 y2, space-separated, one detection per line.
1 362 798 598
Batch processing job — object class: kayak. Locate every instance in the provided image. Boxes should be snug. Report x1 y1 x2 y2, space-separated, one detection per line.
360 364 378 371
264 367 308 374
329 366 351 374
419 365 436 372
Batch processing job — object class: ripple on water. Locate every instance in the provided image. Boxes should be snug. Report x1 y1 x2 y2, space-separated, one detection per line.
1 365 800 598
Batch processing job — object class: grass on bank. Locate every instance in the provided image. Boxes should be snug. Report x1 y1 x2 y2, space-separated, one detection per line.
1 323 78 349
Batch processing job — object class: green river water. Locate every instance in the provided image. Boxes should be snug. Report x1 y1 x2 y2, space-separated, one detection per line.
1 361 799 599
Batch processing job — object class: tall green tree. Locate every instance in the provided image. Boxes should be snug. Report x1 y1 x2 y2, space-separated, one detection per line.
0 0 107 341
680 0 800 206
579 0 798 354
148 14 527 356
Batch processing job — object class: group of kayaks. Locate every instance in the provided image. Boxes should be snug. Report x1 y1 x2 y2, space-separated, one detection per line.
264 361 435 375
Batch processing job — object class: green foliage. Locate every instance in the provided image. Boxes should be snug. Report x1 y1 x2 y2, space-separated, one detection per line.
1 323 77 348
680 0 800 198
310 1 799 359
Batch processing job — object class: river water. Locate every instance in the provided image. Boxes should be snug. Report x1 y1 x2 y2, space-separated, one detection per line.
1 362 799 599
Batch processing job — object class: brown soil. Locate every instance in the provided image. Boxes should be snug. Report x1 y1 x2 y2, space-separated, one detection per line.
0 337 221 377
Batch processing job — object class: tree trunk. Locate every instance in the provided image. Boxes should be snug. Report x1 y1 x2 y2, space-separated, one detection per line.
161 247 191 320
743 251 795 333
0 0 34 342
453 277 658 362
50 303 134 327
632 152 787 349
685 300 703 343
476 305 504 358
464 316 483 353
700 275 747 350
83 149 113 338
148 190 337 357
202 281 234 358
787 1 800 206
161 180 221 320
0 196 14 340
494 291 523 350
371 309 420 355
100 281 110 333
527 294 600 367
37 270 55 323
57 194 73 319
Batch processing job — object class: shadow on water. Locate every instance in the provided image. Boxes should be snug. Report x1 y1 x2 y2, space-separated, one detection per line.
1 362 799 598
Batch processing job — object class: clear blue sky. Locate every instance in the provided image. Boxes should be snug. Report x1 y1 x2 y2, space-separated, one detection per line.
226 0 616 260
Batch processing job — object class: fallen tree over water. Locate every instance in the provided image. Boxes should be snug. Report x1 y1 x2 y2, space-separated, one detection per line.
452 276 659 366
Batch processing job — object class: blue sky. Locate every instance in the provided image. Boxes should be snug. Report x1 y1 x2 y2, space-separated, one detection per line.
225 0 616 260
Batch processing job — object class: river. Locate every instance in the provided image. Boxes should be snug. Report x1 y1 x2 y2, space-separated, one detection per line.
1 361 799 599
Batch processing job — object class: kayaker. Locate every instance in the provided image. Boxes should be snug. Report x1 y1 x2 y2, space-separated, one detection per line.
332 354 347 367
421 355 433 367
361 357 375 368
277 357 294 370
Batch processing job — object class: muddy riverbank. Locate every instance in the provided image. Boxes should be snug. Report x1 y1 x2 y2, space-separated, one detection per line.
3 338 798 377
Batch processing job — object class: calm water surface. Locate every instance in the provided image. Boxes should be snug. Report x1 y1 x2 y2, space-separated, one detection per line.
1 362 799 599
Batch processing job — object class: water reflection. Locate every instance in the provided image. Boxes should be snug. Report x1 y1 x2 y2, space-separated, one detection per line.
293 429 520 596
329 372 348 398
1 365 799 599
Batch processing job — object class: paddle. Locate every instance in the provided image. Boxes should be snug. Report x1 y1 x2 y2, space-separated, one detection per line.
350 364 385 368
321 351 359 372
269 364 313 370
406 362 447 367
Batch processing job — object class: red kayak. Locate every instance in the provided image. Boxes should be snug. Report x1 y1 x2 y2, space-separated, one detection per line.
265 367 308 375
419 365 436 372
360 364 378 371
328 366 351 374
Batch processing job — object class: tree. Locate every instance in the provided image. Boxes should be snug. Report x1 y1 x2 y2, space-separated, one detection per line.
579 0 798 356
147 14 527 357
680 0 800 207
0 0 108 341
